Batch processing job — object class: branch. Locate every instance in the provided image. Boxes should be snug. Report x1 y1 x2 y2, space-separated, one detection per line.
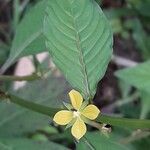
97 115 150 129
0 90 58 116
0 73 41 82
0 90 150 129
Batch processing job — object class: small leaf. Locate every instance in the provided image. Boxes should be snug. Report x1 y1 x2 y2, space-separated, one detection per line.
44 0 113 100
0 0 47 73
115 61 150 93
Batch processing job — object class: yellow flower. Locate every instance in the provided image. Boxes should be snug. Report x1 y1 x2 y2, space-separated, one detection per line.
53 89 100 140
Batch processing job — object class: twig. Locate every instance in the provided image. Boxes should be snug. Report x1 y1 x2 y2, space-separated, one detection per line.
0 73 41 82
0 90 150 129
0 90 59 116
87 120 103 130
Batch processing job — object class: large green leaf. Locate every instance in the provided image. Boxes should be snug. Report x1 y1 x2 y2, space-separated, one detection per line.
115 61 150 93
0 138 68 150
0 0 47 74
77 132 130 150
44 0 113 99
0 75 69 137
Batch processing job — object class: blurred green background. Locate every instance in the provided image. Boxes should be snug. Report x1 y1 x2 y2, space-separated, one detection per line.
0 0 150 149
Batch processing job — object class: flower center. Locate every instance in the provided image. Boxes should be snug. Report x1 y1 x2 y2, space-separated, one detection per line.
73 111 80 118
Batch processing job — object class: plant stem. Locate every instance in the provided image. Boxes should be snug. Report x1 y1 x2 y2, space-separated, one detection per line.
0 90 150 129
87 120 103 130
97 114 150 129
0 73 41 81
9 94 59 117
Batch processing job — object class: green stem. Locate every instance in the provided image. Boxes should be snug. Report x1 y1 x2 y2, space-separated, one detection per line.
9 94 59 117
0 73 41 81
0 91 150 129
87 120 103 130
97 115 150 129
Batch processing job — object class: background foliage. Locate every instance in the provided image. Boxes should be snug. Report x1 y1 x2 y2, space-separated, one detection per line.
0 0 150 149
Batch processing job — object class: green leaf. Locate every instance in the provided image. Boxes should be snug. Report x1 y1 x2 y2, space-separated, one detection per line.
0 138 68 150
77 132 130 150
0 75 68 137
115 61 150 93
44 0 113 99
0 0 47 74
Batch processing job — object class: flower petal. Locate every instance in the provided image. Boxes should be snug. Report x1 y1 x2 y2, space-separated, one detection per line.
82 105 100 120
71 118 86 139
69 90 83 110
53 110 73 125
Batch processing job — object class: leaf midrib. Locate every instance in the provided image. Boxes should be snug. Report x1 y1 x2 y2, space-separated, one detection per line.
70 0 91 99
